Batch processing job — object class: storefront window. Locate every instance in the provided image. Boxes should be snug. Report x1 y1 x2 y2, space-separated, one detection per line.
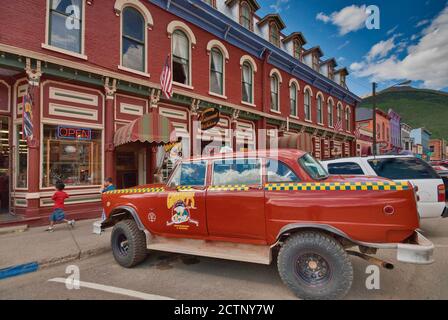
42 125 102 187
15 124 28 188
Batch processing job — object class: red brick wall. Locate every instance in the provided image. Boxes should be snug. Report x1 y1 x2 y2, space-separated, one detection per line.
0 0 355 134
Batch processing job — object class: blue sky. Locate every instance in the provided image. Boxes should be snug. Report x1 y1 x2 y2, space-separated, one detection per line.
257 0 448 97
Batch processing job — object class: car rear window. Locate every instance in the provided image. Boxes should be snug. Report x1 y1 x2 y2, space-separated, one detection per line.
267 159 300 183
327 162 365 175
212 159 261 186
368 157 440 180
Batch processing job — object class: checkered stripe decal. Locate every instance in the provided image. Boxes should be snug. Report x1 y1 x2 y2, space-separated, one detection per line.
208 185 250 192
105 188 165 195
265 181 409 192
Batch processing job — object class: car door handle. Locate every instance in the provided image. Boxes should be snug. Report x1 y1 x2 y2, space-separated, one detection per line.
248 186 263 190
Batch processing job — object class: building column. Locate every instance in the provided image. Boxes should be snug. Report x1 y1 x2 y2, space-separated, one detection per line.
24 59 42 218
104 78 117 183
231 109 240 152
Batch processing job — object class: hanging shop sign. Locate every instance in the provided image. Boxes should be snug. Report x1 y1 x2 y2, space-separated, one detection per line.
199 108 220 131
57 126 92 141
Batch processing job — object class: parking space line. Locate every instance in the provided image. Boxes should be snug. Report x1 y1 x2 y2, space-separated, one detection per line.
48 277 174 300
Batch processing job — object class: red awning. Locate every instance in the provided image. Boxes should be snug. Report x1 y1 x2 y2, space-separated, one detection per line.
113 113 177 147
278 133 313 153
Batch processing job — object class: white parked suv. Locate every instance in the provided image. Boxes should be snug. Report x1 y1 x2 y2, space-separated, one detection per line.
321 155 447 219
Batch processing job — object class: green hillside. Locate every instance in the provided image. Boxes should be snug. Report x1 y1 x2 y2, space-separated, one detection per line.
360 86 448 139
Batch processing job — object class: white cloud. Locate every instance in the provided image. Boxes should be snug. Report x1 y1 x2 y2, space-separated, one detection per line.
416 19 430 27
387 25 399 35
269 0 290 13
351 5 448 90
316 5 369 35
366 37 396 61
337 40 350 50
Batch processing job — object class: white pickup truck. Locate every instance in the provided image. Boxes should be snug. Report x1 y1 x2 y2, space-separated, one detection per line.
321 155 447 219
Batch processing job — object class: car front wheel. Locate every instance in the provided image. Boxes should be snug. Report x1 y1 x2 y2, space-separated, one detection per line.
277 231 353 300
111 219 147 268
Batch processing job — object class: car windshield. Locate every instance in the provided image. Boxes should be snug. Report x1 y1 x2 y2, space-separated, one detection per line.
299 153 329 180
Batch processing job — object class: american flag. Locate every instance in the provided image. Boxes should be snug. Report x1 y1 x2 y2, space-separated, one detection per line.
334 118 343 132
22 88 34 140
160 55 173 99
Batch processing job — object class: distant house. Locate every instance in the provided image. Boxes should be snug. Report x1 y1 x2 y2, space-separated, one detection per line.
401 123 414 152
410 128 432 160
388 109 401 152
356 107 391 155
429 139 447 161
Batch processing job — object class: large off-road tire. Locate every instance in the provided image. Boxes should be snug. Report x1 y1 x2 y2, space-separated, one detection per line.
111 219 147 268
277 231 353 300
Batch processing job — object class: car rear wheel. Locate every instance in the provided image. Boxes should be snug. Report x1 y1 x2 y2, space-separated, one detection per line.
111 219 147 268
277 231 353 300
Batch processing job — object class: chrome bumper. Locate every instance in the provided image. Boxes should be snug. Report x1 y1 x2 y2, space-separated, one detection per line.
396 232 434 265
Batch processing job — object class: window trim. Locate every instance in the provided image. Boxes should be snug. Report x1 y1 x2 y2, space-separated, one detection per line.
345 105 351 132
289 78 300 118
207 40 229 97
269 69 283 113
327 97 334 128
168 22 196 87
269 22 280 47
211 158 263 186
303 86 313 122
119 5 149 76
43 0 87 59
241 61 255 105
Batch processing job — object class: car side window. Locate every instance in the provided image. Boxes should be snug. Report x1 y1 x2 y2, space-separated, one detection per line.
327 162 365 175
368 158 439 180
170 162 207 187
267 159 300 183
212 159 261 185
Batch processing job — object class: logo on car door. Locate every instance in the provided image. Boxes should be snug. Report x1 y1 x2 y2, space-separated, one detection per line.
166 192 199 230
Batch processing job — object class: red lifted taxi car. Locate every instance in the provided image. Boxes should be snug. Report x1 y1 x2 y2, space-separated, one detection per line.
101 149 434 300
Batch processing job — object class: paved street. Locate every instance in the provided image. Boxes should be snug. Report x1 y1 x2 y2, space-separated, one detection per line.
0 218 447 300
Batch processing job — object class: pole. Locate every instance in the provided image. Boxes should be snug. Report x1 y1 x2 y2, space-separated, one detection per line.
372 82 377 156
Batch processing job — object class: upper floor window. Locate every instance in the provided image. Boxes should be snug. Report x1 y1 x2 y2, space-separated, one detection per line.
312 55 320 71
48 0 83 53
210 48 224 95
328 100 334 127
293 40 302 60
269 23 280 47
304 89 312 121
242 61 254 104
337 104 342 124
122 7 145 72
328 67 334 80
317 95 323 124
340 75 346 88
172 30 190 85
270 74 280 112
290 83 298 117
345 107 351 131
240 2 252 31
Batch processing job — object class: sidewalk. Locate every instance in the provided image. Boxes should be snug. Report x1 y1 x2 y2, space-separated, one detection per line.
0 219 111 272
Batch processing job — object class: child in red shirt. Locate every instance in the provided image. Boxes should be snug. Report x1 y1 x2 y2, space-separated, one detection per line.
46 182 75 232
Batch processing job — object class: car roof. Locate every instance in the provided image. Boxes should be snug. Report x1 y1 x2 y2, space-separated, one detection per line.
186 149 307 162
322 155 417 163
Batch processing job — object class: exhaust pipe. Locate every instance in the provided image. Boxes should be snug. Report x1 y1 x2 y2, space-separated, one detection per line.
347 250 394 270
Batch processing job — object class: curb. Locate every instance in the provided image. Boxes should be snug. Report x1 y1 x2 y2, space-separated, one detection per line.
0 225 28 236
0 246 111 280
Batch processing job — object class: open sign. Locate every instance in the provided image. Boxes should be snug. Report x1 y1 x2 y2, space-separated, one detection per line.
57 126 92 141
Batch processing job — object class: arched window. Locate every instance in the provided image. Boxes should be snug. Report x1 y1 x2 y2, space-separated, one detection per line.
328 99 334 127
293 40 302 60
270 74 280 111
270 23 280 47
304 89 312 121
122 7 145 72
172 30 190 85
240 2 252 30
242 61 253 104
210 47 224 95
337 103 342 124
290 83 298 117
346 107 351 131
317 95 323 124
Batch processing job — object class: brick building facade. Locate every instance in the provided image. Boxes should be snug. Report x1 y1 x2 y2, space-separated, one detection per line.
0 0 360 224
